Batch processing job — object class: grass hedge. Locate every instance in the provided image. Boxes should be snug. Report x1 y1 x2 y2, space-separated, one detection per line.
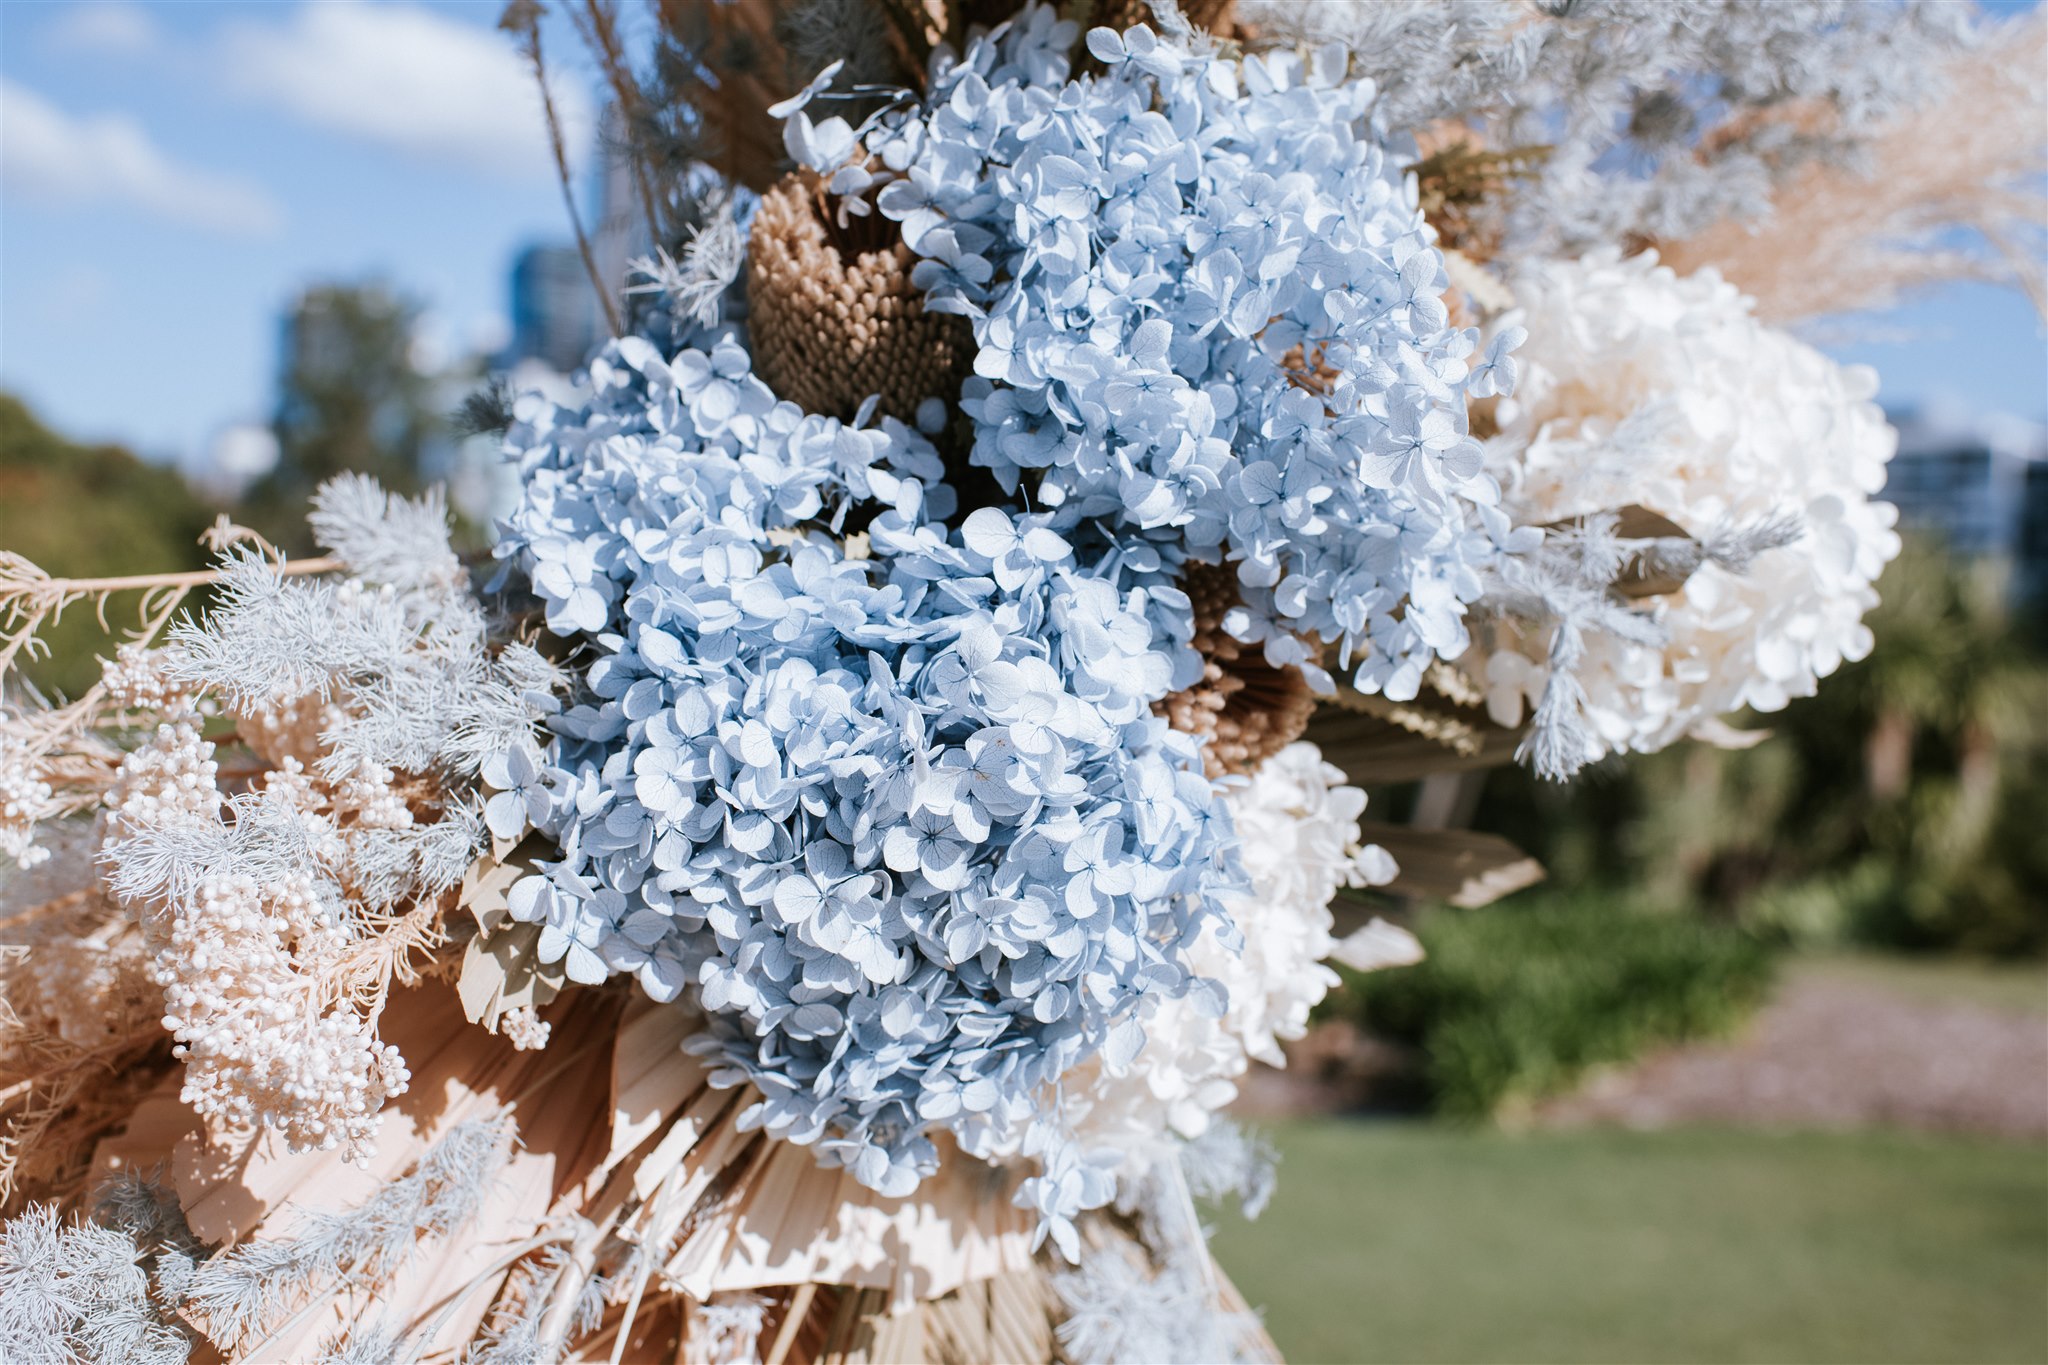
1334 895 1774 1119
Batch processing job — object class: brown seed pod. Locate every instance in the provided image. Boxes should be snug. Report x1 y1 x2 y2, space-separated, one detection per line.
1155 561 1317 779
746 173 971 424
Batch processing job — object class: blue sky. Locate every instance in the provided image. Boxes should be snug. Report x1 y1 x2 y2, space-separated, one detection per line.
1 0 598 474
1 0 2043 479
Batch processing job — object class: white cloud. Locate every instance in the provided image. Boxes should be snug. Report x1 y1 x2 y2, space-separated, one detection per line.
220 1 594 182
191 422 281 499
44 1 162 56
0 80 283 236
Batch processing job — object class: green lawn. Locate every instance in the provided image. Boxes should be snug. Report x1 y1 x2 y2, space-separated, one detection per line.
1209 1122 2048 1364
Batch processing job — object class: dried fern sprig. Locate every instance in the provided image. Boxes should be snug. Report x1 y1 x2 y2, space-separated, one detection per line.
0 1203 193 1365
0 550 338 870
0 551 339 687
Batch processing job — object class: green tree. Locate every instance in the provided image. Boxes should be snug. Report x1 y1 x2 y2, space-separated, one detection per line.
244 282 441 546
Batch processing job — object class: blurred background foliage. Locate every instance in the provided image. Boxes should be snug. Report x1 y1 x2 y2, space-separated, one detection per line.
1471 538 2047 959
239 282 447 552
0 394 220 701
1336 896 1775 1121
1320 534 2047 1121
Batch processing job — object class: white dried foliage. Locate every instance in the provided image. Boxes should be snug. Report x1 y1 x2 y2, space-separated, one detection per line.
0 1120 510 1365
1177 1119 1279 1223
686 1291 772 1365
317 1317 404 1365
462 1244 568 1365
0 1204 192 1365
182 1115 513 1350
307 474 464 593
97 478 555 1160
1246 0 1976 253
627 194 746 334
1053 1156 1268 1365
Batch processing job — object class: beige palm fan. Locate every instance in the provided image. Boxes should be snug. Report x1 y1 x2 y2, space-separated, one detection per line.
0 838 1271 1362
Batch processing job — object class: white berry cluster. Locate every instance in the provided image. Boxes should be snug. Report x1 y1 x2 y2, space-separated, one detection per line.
103 712 409 1157
0 732 55 871
153 870 405 1151
100 640 196 715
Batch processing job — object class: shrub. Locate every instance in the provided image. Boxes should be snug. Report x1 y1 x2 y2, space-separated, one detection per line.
1334 897 1774 1120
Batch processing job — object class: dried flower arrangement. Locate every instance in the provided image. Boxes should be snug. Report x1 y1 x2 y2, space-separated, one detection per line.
1 2 2038 1362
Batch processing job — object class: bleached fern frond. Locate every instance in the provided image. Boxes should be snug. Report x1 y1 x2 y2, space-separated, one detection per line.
310 475 463 592
182 1115 514 1350
0 1204 194 1365
627 193 744 331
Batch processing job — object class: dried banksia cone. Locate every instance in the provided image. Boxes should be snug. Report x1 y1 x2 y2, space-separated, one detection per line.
747 173 971 423
1156 562 1317 779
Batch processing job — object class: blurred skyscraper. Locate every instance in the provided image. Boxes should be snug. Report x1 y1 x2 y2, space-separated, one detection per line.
1885 406 2048 605
506 244 603 372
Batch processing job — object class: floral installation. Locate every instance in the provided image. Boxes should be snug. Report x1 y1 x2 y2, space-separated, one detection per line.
0 1 2036 1362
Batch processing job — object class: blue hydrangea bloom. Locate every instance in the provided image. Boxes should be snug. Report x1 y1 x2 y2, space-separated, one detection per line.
497 336 1238 1257
820 8 1511 700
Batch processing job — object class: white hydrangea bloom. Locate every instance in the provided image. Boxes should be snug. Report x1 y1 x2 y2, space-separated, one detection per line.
1480 249 1901 757
1067 743 1397 1167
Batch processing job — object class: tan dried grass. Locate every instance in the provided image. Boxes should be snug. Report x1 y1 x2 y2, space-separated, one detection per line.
1666 15 2048 323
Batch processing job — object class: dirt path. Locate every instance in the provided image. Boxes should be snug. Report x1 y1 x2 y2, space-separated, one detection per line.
1534 961 2048 1138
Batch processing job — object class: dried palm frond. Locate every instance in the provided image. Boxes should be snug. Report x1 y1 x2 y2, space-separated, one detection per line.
1351 822 1546 908
1665 13 2048 321
77 983 1040 1362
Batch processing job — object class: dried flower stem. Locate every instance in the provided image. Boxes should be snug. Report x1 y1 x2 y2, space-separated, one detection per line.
570 0 665 248
505 4 624 338
0 554 340 686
